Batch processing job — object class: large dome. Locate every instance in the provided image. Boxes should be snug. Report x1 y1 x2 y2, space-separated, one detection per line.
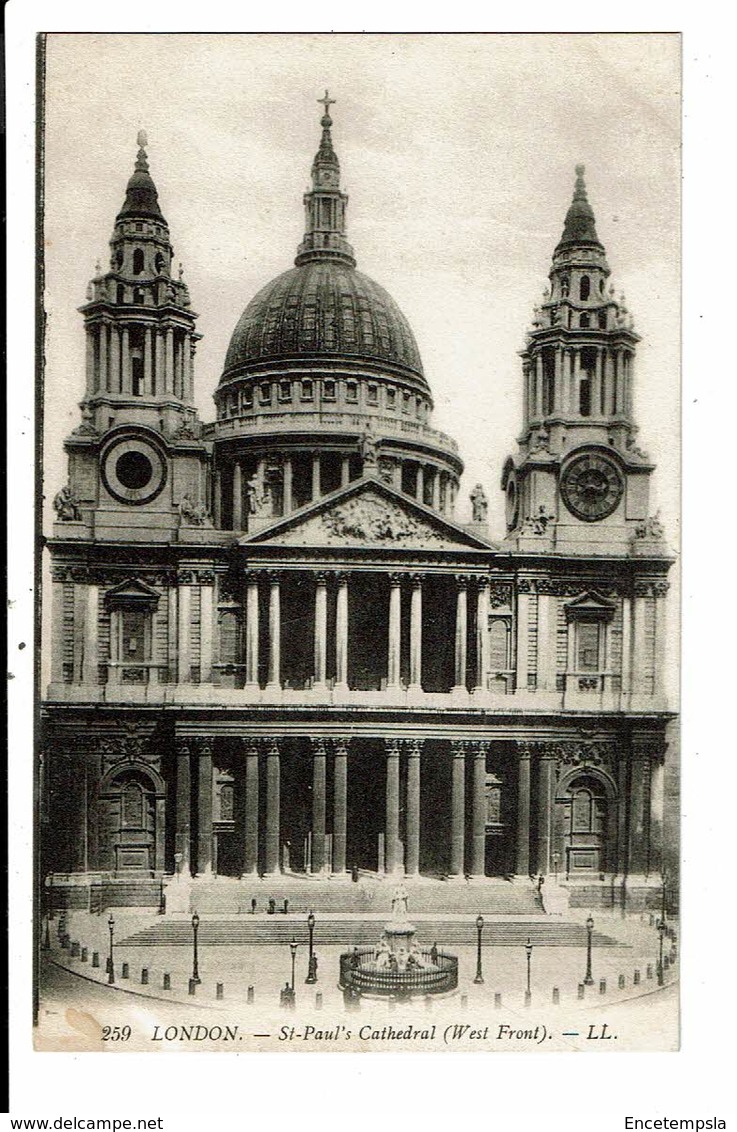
220 260 426 387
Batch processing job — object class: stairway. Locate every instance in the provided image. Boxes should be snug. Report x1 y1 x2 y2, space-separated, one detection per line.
120 918 623 949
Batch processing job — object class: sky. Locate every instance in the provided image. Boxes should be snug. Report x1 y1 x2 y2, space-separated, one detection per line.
42 32 680 540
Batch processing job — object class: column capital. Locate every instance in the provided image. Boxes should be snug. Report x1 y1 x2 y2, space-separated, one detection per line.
454 574 471 590
332 737 352 756
313 570 330 586
388 571 405 587
192 737 214 758
311 737 328 758
244 569 262 585
266 738 280 759
175 739 192 758
409 572 425 588
470 739 490 758
266 569 282 584
385 738 401 759
450 739 466 759
335 570 350 585
406 738 424 759
476 575 490 591
238 738 260 759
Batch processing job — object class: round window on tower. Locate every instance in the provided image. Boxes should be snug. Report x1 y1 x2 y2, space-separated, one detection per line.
101 435 167 505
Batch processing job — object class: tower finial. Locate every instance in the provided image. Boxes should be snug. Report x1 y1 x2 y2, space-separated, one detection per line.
318 89 335 127
137 129 148 150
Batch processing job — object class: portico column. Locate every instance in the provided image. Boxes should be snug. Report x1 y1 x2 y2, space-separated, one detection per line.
553 347 563 412
265 739 281 875
243 742 259 876
177 575 192 684
313 572 328 688
406 739 422 876
245 571 260 688
515 583 531 692
98 323 108 393
536 748 555 875
175 741 192 876
572 348 581 414
335 573 349 690
85 327 95 395
82 584 99 685
121 325 131 394
213 469 222 528
471 741 489 877
110 325 121 393
562 349 572 413
649 753 665 878
605 349 615 415
283 457 293 515
165 327 174 395
516 744 531 876
385 739 401 874
196 740 213 875
474 577 489 693
416 464 425 504
232 462 243 531
266 571 281 691
628 750 651 876
450 741 466 877
409 574 423 690
155 329 164 397
341 455 351 488
143 326 152 395
311 452 321 501
431 469 441 511
592 348 603 417
387 573 402 689
535 353 544 418
453 576 468 692
311 738 327 873
332 739 349 874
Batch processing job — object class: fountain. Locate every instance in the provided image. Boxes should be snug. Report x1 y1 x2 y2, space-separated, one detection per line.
339 885 458 999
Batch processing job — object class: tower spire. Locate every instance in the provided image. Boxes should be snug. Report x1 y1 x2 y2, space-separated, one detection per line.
118 130 164 221
295 92 356 268
556 163 602 253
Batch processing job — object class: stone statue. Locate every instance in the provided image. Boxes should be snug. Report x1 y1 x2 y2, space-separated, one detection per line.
470 483 488 523
634 512 665 540
178 494 208 526
522 504 555 536
359 423 379 470
391 883 409 919
247 474 269 517
52 484 81 522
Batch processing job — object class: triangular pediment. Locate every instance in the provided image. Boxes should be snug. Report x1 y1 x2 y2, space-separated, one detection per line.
240 477 497 551
564 590 617 620
104 577 162 609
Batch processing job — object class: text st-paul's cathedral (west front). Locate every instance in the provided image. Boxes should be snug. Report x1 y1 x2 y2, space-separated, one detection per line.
42 95 677 920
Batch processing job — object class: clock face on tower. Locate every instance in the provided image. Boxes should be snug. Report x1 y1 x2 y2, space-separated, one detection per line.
560 452 624 522
101 434 167 506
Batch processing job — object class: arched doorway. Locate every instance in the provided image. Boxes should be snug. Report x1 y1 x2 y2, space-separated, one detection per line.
556 772 614 876
99 766 164 874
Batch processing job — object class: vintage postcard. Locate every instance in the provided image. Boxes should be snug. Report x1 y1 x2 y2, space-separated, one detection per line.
33 31 681 1057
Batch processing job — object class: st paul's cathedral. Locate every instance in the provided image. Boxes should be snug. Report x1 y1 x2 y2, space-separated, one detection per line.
41 95 676 917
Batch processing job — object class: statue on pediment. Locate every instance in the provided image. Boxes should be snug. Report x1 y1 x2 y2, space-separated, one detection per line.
53 484 81 521
470 483 488 522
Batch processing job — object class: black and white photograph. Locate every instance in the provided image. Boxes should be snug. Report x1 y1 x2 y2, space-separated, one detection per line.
29 31 682 1058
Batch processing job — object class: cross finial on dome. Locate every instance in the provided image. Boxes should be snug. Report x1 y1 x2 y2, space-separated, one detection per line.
318 89 335 127
137 129 148 150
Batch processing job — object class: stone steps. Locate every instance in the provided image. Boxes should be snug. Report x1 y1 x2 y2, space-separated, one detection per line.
120 918 623 949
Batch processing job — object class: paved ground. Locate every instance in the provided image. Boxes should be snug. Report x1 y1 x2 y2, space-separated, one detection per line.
37 905 678 1053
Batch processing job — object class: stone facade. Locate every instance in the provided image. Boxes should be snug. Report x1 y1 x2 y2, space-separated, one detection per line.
42 105 675 908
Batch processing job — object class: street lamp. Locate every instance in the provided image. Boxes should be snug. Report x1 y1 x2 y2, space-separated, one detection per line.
107 914 115 985
584 915 594 986
289 937 298 993
473 915 484 984
305 911 317 984
525 937 533 1005
660 871 668 926
553 852 560 883
191 911 201 985
657 918 667 986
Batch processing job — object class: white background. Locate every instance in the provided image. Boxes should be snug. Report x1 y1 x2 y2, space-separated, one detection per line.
6 4 734 1130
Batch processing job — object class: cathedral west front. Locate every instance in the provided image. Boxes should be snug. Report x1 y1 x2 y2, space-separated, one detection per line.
41 94 676 918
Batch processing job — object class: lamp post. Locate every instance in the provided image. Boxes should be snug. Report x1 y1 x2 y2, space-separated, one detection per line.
191 911 201 985
473 915 484 985
305 911 317 984
553 852 560 883
583 915 594 986
107 914 115 985
289 937 298 994
525 937 533 1005
660 871 668 926
657 918 667 986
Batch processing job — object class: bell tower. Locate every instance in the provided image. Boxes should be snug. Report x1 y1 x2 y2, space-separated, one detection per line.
56 134 211 543
501 166 660 553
